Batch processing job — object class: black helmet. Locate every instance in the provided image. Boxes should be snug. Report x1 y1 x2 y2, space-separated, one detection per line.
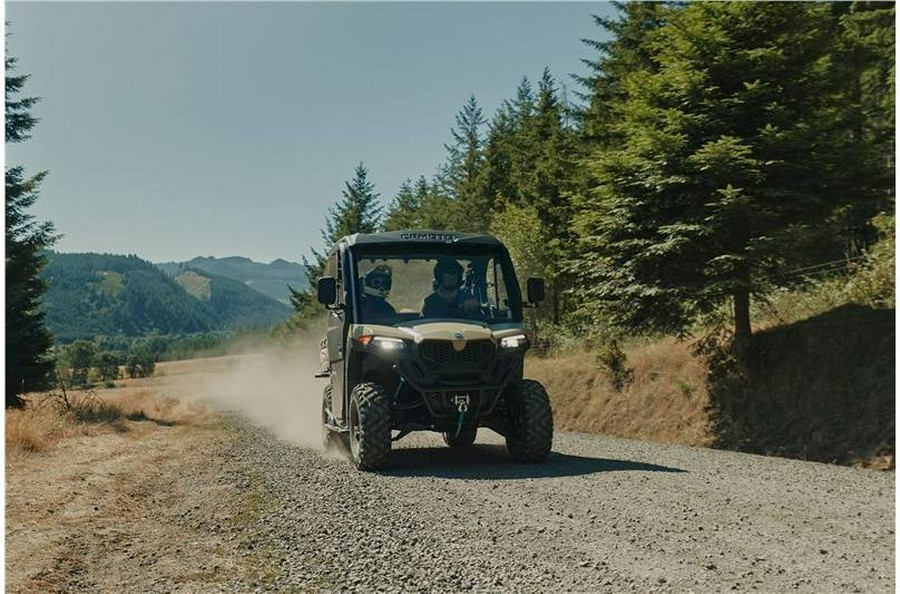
433 258 463 290
363 265 392 298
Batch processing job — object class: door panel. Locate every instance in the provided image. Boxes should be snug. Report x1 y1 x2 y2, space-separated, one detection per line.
326 308 345 419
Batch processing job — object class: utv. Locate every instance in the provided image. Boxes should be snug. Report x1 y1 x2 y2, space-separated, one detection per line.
315 230 553 470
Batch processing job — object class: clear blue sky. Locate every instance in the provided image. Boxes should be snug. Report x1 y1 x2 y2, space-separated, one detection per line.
6 2 613 264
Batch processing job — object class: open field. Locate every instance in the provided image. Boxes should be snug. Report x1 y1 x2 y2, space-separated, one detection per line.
6 350 324 592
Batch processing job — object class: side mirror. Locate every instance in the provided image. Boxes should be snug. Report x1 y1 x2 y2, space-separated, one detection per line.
317 276 337 306
526 277 545 304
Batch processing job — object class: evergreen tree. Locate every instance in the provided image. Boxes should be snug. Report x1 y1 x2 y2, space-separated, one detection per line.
410 176 455 230
6 52 57 406
436 95 490 232
830 1 896 256
576 2 668 146
290 163 383 319
503 68 578 324
529 68 579 323
573 2 885 348
307 161 383 284
383 178 420 231
505 77 538 207
480 106 518 210
322 162 383 243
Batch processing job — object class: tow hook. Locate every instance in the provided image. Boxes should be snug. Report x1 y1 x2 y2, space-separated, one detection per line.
453 394 470 438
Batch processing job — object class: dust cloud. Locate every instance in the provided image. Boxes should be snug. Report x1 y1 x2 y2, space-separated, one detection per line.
198 334 328 450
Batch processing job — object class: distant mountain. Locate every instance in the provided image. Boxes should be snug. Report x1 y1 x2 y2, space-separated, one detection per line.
41 252 293 343
172 268 293 329
156 256 306 304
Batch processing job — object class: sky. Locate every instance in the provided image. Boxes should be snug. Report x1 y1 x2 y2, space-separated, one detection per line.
6 1 614 264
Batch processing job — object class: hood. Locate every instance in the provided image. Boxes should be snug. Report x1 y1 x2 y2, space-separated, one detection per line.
351 320 525 344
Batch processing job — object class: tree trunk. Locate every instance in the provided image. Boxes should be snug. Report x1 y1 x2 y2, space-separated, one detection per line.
732 265 752 356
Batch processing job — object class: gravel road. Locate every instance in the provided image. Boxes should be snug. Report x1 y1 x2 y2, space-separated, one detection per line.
221 419 894 593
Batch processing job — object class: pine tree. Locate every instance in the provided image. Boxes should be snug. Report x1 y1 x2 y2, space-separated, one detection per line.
830 2 896 256
506 77 538 207
411 176 455 230
529 68 579 323
383 178 420 231
322 162 383 243
473 82 532 219
573 2 886 348
289 163 383 320
575 1 668 146
436 95 490 232
6 52 57 406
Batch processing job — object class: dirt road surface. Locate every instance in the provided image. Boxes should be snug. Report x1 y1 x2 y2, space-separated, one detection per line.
5 354 895 592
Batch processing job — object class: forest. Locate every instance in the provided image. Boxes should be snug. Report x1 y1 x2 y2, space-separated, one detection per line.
297 2 894 350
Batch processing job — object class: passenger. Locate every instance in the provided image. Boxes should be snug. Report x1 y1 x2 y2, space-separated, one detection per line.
360 265 396 322
422 258 480 318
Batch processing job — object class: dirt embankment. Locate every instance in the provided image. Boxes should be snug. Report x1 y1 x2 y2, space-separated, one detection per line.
527 306 895 469
526 338 713 448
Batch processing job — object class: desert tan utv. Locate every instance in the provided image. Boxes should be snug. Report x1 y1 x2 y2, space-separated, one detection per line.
315 230 553 470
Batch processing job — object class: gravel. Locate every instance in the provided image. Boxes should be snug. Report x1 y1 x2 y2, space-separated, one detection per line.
218 417 894 593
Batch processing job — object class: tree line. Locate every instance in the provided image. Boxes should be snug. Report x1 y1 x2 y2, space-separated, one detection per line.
295 2 894 353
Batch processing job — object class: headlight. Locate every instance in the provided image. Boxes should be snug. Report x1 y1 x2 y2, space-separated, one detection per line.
359 335 406 350
500 334 527 349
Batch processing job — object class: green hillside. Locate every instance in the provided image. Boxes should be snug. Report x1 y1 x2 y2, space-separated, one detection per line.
157 256 306 304
174 269 294 329
41 253 292 343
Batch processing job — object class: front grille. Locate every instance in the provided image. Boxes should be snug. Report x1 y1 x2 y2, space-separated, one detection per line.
420 339 494 365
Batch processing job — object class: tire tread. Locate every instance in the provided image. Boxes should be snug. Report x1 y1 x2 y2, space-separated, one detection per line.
351 383 391 470
506 379 553 463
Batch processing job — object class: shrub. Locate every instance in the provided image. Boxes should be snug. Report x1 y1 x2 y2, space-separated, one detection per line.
595 338 635 392
844 213 894 308
64 340 96 386
96 351 121 381
126 349 156 378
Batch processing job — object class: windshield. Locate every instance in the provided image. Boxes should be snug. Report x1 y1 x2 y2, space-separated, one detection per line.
352 248 521 325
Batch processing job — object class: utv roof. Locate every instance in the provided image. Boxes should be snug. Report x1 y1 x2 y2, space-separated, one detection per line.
338 229 503 248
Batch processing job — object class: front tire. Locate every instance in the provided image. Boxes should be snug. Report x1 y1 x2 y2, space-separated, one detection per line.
442 426 477 448
505 379 553 463
348 383 391 470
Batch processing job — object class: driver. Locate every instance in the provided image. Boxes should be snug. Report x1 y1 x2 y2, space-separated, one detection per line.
422 258 480 318
360 265 396 322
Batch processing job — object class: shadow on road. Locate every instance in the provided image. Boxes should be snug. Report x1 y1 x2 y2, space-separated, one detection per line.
383 444 687 480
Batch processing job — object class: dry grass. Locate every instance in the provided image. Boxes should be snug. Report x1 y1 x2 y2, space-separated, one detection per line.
526 338 714 448
6 404 77 455
6 362 214 463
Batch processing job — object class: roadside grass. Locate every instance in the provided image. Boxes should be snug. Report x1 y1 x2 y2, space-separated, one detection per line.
6 402 78 455
6 391 125 458
6 371 212 462
526 337 714 448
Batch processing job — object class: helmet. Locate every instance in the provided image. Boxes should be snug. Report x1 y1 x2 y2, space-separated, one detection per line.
363 265 392 298
433 258 463 290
